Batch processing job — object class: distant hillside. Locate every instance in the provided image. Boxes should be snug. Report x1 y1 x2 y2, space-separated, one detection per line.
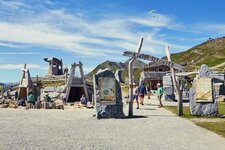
165 37 225 71
124 58 147 69
87 60 126 78
86 59 146 83
0 82 6 87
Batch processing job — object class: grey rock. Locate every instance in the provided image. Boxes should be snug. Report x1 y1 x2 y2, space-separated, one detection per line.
163 86 173 95
189 65 218 116
164 95 175 102
55 85 66 93
42 87 55 92
163 75 175 101
115 69 123 83
93 69 125 119
199 64 214 78
48 92 60 99
163 75 173 86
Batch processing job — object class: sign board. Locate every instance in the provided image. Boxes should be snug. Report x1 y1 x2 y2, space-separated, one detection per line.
99 77 116 102
196 78 213 102
123 51 184 71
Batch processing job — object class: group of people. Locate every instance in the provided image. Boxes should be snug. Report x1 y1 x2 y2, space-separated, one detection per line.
133 81 163 109
17 90 52 108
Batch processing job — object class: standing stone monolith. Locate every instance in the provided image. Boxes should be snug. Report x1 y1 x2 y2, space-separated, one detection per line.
93 69 125 119
189 65 218 116
163 75 175 101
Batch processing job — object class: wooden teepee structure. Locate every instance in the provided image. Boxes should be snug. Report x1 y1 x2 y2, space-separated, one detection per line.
65 62 89 103
18 64 33 100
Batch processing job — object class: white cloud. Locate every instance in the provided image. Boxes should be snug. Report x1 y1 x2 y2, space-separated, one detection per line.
0 52 37 55
129 13 183 30
0 64 41 70
0 4 191 58
0 0 31 10
199 23 225 35
0 42 21 48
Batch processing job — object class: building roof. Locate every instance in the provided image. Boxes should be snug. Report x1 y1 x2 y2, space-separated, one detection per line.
143 63 170 69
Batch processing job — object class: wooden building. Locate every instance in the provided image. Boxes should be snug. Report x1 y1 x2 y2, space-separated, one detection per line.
140 64 171 90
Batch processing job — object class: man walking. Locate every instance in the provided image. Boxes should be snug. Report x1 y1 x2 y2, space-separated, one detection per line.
139 81 146 105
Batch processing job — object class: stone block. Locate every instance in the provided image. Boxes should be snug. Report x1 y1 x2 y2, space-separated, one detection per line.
164 94 175 101
189 65 218 116
163 75 173 86
163 86 173 95
94 69 124 119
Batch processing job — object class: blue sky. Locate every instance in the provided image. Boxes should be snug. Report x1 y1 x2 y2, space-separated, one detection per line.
0 0 225 82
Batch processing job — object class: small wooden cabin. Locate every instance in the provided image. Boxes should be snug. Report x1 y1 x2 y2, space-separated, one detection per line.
140 64 171 90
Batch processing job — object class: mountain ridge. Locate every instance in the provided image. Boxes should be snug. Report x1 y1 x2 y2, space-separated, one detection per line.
165 37 225 71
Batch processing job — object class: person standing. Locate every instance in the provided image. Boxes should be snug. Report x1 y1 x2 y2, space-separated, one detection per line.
139 81 146 105
157 83 163 107
146 84 151 99
15 90 18 101
44 93 51 102
133 83 139 109
61 93 67 104
28 91 35 105
80 94 88 105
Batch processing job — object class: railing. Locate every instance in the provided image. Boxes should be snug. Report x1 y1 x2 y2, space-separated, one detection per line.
144 72 167 79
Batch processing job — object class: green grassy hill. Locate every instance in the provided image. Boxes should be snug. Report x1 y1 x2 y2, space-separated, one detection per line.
166 37 225 71
86 59 146 84
87 37 225 85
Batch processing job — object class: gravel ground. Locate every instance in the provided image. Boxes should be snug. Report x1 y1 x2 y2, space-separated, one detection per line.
0 96 225 150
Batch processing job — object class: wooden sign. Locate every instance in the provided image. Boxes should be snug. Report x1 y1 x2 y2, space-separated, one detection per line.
123 51 184 71
99 77 116 102
196 78 213 102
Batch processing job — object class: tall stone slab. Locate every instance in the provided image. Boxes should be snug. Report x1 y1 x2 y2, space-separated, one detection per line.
189 65 218 116
115 69 123 83
163 75 175 101
93 69 124 119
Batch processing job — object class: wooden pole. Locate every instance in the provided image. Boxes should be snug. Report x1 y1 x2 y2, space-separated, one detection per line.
166 46 183 116
128 37 144 117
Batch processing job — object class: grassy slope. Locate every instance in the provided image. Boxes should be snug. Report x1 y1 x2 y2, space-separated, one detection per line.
87 60 144 84
163 37 225 71
87 61 126 79
195 122 225 138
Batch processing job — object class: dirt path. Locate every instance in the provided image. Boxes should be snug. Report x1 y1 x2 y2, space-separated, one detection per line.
211 62 225 69
0 97 225 150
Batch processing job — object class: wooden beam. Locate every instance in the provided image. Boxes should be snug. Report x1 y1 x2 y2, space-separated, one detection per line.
123 51 184 71
128 37 144 117
166 46 183 116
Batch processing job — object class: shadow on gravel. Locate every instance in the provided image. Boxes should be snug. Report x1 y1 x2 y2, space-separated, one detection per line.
145 104 159 106
171 100 189 103
139 108 156 110
123 115 148 119
145 114 176 117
